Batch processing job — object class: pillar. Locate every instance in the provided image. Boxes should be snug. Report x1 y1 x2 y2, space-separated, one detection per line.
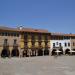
49 48 51 56
28 49 31 57
63 51 65 55
43 48 44 56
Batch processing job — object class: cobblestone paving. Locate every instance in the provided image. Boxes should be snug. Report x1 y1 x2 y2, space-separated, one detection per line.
0 56 75 75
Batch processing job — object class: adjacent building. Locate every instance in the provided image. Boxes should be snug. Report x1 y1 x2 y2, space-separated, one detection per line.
50 33 75 55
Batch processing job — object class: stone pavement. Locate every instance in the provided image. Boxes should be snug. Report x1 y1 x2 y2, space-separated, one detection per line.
0 56 75 75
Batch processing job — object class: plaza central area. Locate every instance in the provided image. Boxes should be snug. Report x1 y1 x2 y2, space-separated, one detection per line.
0 56 75 75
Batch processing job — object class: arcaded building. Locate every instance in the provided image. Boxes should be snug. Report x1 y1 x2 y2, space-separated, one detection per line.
0 26 51 57
50 33 75 55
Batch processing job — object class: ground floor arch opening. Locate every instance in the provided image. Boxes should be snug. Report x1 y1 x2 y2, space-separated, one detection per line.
51 49 57 55
38 49 43 56
71 49 75 55
1 49 10 57
11 49 19 57
59 49 63 55
23 50 27 57
65 49 70 55
44 49 49 55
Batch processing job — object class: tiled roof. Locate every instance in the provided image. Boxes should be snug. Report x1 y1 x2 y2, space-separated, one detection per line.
64 34 75 36
51 32 75 37
19 28 49 33
51 32 65 36
0 26 50 33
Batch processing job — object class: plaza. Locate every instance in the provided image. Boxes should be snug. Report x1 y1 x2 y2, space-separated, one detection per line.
0 56 75 75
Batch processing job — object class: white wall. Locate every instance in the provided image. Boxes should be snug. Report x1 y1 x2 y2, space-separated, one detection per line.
50 40 71 52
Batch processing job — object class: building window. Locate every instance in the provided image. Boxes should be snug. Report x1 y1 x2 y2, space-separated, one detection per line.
59 43 61 47
32 41 35 46
8 33 10 36
4 39 8 44
31 35 35 41
38 34 41 40
2 32 4 36
5 32 8 36
73 42 75 46
16 34 19 37
53 43 55 47
14 39 17 44
13 33 16 36
56 42 58 45
65 43 67 47
68 43 70 46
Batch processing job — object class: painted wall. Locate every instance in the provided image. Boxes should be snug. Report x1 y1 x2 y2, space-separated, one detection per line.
50 40 71 52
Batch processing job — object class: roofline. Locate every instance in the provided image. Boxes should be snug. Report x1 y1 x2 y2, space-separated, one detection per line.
0 26 51 34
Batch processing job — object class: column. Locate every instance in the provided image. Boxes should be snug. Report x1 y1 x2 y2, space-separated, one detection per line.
43 48 44 56
49 48 51 56
28 49 31 57
63 51 65 55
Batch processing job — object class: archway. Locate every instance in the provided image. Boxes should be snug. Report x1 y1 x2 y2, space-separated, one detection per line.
65 49 70 55
38 49 43 56
23 50 27 57
59 49 63 55
11 49 19 57
72 49 75 55
51 49 57 55
1 49 10 57
44 49 49 55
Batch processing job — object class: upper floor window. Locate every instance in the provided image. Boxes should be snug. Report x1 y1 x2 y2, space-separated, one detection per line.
0 32 19 37
2 32 4 36
5 32 8 36
32 41 35 46
14 39 17 44
53 43 55 47
38 34 41 40
16 34 19 37
68 43 70 46
4 39 8 44
56 42 58 45
65 43 67 47
59 43 61 47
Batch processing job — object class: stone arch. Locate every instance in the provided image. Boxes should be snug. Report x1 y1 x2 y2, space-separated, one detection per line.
73 49 75 51
59 48 63 55
11 49 19 57
1 49 10 57
51 49 57 55
38 49 43 56
23 50 27 57
65 49 70 55
44 49 49 55
72 49 75 55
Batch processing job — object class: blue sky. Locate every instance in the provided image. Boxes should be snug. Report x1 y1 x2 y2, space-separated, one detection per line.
0 0 75 33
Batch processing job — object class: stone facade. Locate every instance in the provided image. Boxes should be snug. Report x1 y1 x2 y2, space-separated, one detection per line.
0 26 51 57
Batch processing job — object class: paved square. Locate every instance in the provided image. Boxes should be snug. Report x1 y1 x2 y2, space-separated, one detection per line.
0 56 75 75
